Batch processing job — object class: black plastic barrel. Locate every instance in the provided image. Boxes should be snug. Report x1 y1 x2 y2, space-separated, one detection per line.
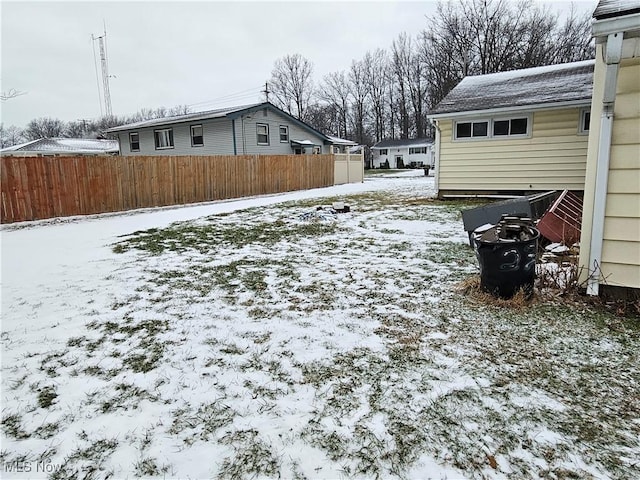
474 226 539 299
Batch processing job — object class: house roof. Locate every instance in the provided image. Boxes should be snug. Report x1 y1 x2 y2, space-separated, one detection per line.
371 138 433 149
106 103 261 132
429 60 594 117
1 138 119 154
593 0 640 19
106 101 338 145
326 135 357 146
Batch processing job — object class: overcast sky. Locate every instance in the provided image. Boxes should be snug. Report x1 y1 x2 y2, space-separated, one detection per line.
2 0 595 128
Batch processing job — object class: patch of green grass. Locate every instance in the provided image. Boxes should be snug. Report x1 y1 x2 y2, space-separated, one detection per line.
37 385 58 409
1 413 30 440
169 402 236 441
218 429 280 479
112 218 341 255
51 437 118 480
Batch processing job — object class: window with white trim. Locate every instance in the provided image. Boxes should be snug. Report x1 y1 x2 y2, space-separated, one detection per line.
154 128 174 149
409 147 427 154
279 125 289 142
191 125 204 146
257 123 269 145
454 116 530 141
129 132 140 152
579 108 591 134
455 120 489 139
379 148 388 155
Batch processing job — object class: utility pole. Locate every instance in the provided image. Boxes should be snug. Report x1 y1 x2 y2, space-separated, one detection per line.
263 81 270 102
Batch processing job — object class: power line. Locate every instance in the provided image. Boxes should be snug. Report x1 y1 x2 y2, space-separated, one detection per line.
186 86 264 110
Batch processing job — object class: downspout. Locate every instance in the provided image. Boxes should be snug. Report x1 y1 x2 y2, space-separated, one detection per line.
430 118 442 198
587 32 624 296
232 119 237 155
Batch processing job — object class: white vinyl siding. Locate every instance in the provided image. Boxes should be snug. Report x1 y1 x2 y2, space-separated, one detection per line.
437 107 589 192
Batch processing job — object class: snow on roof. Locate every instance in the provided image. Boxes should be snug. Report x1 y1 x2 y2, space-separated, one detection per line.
1 138 119 154
290 139 318 146
106 103 264 132
430 60 594 116
594 0 640 19
326 135 357 146
372 137 433 149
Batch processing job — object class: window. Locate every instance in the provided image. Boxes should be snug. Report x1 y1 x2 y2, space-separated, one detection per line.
493 117 528 136
129 132 140 152
455 120 489 139
579 108 591 134
454 115 530 141
154 128 174 149
191 125 204 147
313 146 321 154
409 147 427 155
379 149 388 155
257 123 269 145
279 125 289 142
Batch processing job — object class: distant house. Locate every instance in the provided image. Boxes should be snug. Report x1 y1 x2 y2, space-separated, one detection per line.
0 138 119 156
370 138 434 169
427 60 594 198
578 0 640 296
326 135 358 153
107 102 354 156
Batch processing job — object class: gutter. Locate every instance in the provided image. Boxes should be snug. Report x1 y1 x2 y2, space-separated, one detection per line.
587 32 624 296
426 99 592 121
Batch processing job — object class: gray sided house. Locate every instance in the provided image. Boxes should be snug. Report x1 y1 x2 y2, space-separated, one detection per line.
427 60 594 197
107 102 349 156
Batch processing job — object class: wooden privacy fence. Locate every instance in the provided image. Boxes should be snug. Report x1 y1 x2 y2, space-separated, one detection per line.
1 154 335 224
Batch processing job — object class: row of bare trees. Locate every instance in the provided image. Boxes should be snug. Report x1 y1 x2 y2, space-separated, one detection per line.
269 0 594 145
1 105 191 149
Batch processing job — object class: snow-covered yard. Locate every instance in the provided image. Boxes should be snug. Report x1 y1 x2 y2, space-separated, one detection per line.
1 171 638 479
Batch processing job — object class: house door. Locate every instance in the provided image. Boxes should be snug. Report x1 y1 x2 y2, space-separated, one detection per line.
395 155 404 168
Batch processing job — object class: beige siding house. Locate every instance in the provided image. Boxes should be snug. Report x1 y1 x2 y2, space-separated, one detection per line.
579 0 640 295
427 61 594 198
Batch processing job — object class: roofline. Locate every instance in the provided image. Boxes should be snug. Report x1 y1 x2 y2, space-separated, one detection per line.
106 101 333 143
427 98 592 120
226 102 331 142
105 104 263 133
371 141 433 149
592 12 640 37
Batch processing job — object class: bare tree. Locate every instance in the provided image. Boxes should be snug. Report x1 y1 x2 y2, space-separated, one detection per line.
363 49 389 142
319 71 351 138
269 54 314 121
1 88 26 101
348 59 370 145
421 0 594 110
391 34 414 139
0 124 24 148
23 117 66 140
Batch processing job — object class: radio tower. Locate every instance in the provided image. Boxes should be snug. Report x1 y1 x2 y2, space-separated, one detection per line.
92 24 113 117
